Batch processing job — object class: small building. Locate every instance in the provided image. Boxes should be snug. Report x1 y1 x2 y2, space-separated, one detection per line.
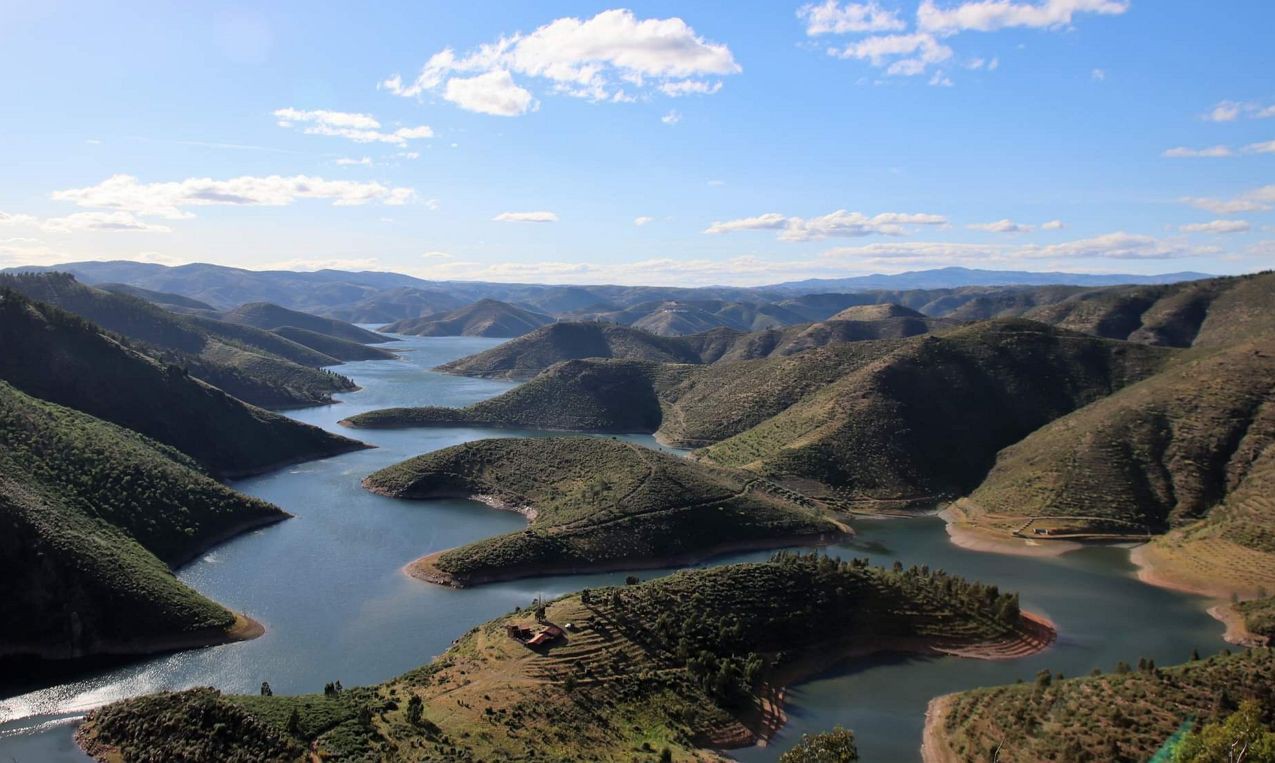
525 625 563 647
506 624 534 641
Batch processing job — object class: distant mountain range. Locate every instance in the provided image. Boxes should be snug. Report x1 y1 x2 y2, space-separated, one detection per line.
769 266 1213 291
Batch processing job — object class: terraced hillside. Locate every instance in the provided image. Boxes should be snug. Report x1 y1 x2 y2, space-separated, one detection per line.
700 321 1169 506
362 437 848 586
77 554 1050 762
380 298 553 337
924 647 1275 763
0 289 366 477
0 381 284 662
220 301 392 344
952 334 1275 596
0 272 357 407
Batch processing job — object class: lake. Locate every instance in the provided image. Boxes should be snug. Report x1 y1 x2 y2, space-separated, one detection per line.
0 334 1226 762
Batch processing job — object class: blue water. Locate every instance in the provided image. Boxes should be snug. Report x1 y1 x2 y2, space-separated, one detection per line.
0 335 1226 762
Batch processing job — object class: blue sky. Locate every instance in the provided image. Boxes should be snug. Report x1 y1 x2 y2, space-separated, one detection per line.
1 1 1272 285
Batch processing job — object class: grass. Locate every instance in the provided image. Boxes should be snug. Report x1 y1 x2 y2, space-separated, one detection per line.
77 553 1040 761
362 437 846 584
1237 597 1275 639
931 647 1275 763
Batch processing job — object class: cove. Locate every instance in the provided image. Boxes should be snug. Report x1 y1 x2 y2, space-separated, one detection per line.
0 335 1228 762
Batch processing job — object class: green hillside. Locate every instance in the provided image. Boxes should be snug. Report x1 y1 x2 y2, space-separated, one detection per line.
0 381 284 661
699 320 1169 506
0 289 367 477
0 273 357 407
362 437 847 586
98 282 217 312
271 326 398 362
77 553 1047 761
926 647 1275 763
220 301 391 344
381 298 554 337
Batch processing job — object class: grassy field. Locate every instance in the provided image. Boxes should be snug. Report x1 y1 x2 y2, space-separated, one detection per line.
77 553 1046 761
0 380 285 661
362 437 847 585
927 647 1275 763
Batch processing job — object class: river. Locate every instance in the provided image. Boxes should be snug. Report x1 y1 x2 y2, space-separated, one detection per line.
0 334 1226 762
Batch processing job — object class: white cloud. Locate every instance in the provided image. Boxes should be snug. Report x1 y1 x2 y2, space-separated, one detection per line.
443 70 539 116
634 216 655 226
706 209 947 240
1203 100 1275 122
383 9 739 115
1091 68 1105 81
1181 185 1275 215
1244 140 1275 155
929 69 954 86
421 250 454 259
798 1 906 35
968 218 1033 233
1162 145 1233 158
832 33 953 76
273 108 433 145
1 209 172 233
335 157 373 166
661 109 682 125
51 174 415 220
1179 220 1251 234
493 210 559 223
1042 219 1065 230
917 0 1130 35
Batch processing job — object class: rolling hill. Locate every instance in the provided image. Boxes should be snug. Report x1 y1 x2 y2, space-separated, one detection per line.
363 437 848 586
0 272 358 407
76 553 1048 761
0 288 366 477
380 298 554 337
0 381 285 663
270 326 398 362
220 301 392 344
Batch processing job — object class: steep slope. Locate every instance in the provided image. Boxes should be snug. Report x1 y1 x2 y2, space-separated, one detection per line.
78 554 1049 762
0 273 356 407
0 381 284 661
220 302 391 344
363 437 848 586
270 326 398 362
97 283 216 312
434 321 705 379
328 286 467 323
827 303 925 320
380 299 553 337
699 321 1170 506
0 289 366 477
924 648 1275 763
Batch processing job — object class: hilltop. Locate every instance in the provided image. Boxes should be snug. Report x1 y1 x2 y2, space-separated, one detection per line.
0 288 367 477
77 553 1050 761
362 437 848 586
380 299 554 337
97 282 217 312
0 272 358 407
270 326 398 362
924 647 1275 763
220 301 392 344
0 381 284 664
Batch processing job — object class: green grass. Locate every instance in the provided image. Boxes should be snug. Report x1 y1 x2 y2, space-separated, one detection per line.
77 554 1038 761
932 647 1275 763
363 437 844 583
1238 597 1275 639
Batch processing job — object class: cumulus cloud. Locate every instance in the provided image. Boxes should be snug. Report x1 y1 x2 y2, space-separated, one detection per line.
493 210 559 223
383 9 739 115
634 216 655 226
1041 219 1065 230
968 218 1033 233
831 32 953 76
1181 185 1275 215
1203 100 1275 122
916 0 1129 35
1179 220 1251 234
798 1 905 35
51 174 415 220
1162 145 1233 158
273 108 433 144
705 209 947 240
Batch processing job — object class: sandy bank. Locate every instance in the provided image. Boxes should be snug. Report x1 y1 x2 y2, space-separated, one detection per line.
940 506 1080 558
921 694 962 763
1207 603 1269 648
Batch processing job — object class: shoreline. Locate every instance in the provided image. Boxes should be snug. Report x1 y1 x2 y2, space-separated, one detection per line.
405 530 853 589
939 506 1081 558
0 613 265 663
920 694 961 763
1206 604 1268 648
215 438 374 481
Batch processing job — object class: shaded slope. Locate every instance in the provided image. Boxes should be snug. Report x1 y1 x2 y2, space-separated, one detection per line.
381 298 553 337
220 301 390 344
0 289 367 477
0 381 284 661
363 437 848 586
0 272 356 407
97 282 216 312
271 326 398 362
700 321 1170 506
78 554 1047 762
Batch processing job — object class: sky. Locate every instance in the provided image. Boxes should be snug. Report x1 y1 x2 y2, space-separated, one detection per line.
1 0 1273 286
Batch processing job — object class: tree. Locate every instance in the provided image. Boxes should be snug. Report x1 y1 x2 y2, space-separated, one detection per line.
407 695 424 726
1174 700 1275 762
260 681 273 696
779 727 859 762
659 748 673 763
286 708 301 736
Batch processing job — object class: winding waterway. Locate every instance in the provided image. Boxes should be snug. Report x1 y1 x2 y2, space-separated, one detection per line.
0 334 1227 761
